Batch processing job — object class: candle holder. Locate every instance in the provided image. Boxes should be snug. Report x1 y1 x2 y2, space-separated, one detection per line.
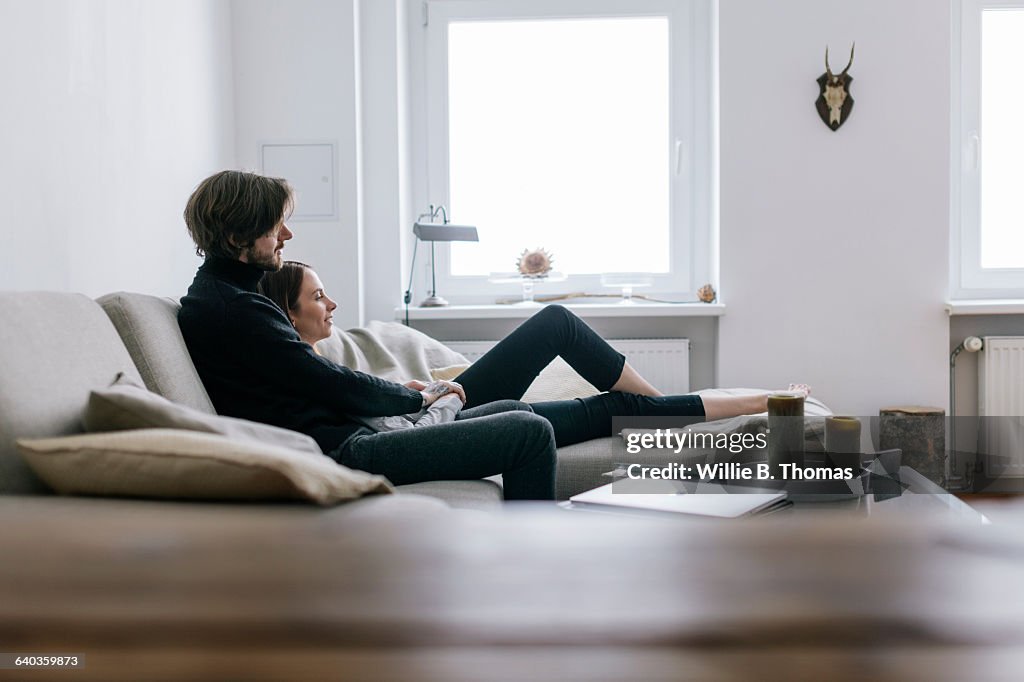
767 392 805 479
825 416 862 470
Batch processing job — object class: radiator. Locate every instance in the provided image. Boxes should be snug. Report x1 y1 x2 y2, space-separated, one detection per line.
444 338 690 394
979 336 1024 477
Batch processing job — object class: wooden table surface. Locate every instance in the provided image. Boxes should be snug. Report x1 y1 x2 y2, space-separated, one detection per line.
2 495 1024 681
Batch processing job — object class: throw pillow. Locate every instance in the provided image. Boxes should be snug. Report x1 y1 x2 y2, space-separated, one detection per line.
429 364 470 382
521 356 601 402
83 373 322 455
17 429 393 504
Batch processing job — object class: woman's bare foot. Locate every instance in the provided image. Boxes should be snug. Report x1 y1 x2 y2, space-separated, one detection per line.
786 383 811 398
701 385 811 422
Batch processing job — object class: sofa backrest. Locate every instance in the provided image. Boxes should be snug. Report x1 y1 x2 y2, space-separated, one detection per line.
0 292 145 494
96 292 216 415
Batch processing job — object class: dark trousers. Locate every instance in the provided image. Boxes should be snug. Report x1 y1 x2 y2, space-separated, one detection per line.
337 305 704 500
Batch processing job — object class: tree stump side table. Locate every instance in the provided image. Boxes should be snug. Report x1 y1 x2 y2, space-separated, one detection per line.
879 406 946 487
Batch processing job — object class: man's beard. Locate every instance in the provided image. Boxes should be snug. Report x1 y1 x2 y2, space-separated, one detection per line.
242 246 283 271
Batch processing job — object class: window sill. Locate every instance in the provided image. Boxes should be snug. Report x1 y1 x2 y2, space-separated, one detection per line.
946 299 1024 316
393 302 725 321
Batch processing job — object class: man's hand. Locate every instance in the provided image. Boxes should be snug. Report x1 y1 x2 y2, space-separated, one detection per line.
404 380 428 392
419 380 466 407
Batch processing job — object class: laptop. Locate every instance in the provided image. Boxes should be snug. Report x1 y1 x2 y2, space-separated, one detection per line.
566 481 790 519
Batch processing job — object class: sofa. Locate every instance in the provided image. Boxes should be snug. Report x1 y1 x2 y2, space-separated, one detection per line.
0 290 643 510
1 289 837 514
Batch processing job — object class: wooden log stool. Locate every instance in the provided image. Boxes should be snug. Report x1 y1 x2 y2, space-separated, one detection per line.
879 406 946 487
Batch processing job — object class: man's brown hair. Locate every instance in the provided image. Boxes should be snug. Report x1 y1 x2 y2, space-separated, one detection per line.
183 170 294 259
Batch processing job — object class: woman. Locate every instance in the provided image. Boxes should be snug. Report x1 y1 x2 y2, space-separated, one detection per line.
259 261 805 498
258 261 465 432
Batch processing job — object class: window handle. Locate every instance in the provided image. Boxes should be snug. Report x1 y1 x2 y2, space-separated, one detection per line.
674 139 686 175
966 132 980 172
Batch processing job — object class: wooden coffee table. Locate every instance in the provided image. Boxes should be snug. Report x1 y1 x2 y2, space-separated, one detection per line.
0 492 1016 681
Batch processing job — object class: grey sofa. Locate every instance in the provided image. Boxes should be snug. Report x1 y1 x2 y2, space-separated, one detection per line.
0 291 618 511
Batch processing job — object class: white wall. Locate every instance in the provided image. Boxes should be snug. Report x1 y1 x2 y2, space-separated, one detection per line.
360 0 415 324
0 0 235 298
231 0 365 328
0 0 955 417
718 0 951 415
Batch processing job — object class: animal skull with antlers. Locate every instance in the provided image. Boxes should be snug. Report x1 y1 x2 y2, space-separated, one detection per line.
815 43 855 131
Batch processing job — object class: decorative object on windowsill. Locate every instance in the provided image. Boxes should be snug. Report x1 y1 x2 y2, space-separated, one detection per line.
601 274 653 304
815 43 855 131
402 205 479 322
489 271 567 305
697 284 717 303
516 248 554 277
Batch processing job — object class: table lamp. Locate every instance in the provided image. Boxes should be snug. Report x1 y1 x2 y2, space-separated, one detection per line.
404 205 478 310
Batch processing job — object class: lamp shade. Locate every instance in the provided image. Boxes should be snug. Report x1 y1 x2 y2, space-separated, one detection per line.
413 222 479 242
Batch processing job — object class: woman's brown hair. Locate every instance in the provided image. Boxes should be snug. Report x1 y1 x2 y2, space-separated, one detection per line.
258 260 312 318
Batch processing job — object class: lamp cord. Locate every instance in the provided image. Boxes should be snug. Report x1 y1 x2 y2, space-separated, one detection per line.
403 235 420 326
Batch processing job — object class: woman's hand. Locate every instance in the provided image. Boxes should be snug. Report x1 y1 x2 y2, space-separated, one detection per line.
419 380 467 407
404 380 428 392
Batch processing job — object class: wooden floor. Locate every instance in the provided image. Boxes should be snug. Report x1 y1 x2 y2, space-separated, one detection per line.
3 495 1024 681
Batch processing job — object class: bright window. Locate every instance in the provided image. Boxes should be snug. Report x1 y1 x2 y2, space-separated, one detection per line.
418 0 713 303
954 0 1024 295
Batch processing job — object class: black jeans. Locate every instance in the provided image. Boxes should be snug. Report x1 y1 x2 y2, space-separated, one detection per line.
338 305 705 500
341 400 556 500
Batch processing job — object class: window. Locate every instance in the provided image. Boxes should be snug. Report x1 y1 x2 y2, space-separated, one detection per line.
954 0 1024 297
416 0 714 303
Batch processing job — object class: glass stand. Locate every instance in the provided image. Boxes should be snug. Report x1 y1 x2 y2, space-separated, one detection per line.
600 274 653 304
489 273 568 304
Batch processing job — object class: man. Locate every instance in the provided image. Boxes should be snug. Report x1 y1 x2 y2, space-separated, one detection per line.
178 170 557 500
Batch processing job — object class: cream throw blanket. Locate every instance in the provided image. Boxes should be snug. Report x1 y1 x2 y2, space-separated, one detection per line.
314 321 601 402
316 321 467 383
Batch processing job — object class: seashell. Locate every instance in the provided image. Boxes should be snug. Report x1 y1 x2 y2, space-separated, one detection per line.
697 284 717 303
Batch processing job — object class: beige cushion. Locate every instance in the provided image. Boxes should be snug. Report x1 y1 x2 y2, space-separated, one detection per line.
83 373 322 455
429 364 470 381
0 292 146 494
522 356 601 402
396 479 504 510
97 292 216 414
17 429 393 505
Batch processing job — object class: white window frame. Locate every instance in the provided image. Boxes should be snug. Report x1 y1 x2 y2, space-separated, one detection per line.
953 0 1024 298
411 0 715 305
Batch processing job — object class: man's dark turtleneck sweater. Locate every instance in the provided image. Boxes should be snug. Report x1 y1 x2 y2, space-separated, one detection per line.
178 257 423 455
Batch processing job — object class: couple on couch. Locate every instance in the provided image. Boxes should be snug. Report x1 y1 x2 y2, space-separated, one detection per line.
179 170 798 500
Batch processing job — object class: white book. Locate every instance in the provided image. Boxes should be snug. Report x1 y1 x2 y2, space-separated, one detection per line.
567 482 789 519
